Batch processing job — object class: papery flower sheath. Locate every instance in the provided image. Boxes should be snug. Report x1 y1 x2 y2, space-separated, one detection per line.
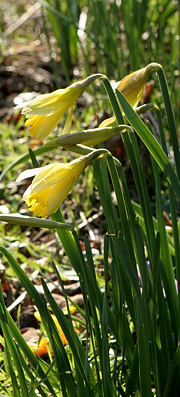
19 74 101 139
16 157 88 218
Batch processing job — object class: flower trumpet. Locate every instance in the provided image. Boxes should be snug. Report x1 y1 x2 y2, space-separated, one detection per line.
16 151 106 218
18 74 101 139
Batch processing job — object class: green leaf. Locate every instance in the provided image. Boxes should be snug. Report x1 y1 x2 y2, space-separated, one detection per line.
116 90 180 200
0 249 58 396
0 304 29 397
41 278 94 395
0 146 55 183
163 343 180 396
0 213 74 231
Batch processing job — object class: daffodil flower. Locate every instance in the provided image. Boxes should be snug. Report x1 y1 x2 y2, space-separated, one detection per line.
18 74 101 139
99 63 161 128
16 156 89 218
34 311 68 345
27 336 53 356
27 311 69 356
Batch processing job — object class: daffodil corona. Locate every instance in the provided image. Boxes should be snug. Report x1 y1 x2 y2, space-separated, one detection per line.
16 157 88 218
16 150 107 218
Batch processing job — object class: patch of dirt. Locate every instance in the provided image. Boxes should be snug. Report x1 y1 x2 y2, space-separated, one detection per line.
0 0 68 120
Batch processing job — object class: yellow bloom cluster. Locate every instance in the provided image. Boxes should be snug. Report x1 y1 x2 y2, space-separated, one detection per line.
16 64 158 217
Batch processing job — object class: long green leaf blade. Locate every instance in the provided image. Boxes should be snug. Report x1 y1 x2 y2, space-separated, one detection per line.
116 90 180 200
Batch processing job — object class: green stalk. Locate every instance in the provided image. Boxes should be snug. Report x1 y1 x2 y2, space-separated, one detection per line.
0 305 29 397
115 89 180 200
101 77 124 124
157 67 180 180
51 209 81 274
72 225 135 361
155 109 180 341
0 302 56 394
135 298 152 397
1 335 20 397
107 156 137 271
101 76 155 259
130 132 156 257
93 158 119 235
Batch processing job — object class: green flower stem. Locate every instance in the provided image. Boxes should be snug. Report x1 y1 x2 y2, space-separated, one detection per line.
71 228 117 342
51 209 81 275
157 67 180 180
155 109 167 152
93 157 119 235
64 144 94 155
101 77 124 124
85 148 111 164
101 76 155 259
107 156 137 270
155 110 180 340
150 153 178 342
93 154 137 334
50 150 114 275
0 305 29 397
130 132 156 258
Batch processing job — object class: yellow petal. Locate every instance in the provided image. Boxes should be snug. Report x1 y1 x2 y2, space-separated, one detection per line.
34 311 41 321
28 337 50 356
30 164 69 193
22 75 102 139
51 314 68 344
34 311 68 346
22 87 78 117
16 167 42 183
22 75 100 117
47 178 75 214
32 157 86 193
25 109 64 139
62 106 73 135
63 305 76 315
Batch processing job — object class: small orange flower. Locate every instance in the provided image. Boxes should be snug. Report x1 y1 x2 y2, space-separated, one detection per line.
27 336 53 356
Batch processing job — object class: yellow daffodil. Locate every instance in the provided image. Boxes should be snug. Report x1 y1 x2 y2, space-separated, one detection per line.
99 62 161 128
19 74 101 139
34 311 68 345
27 311 69 356
16 156 88 218
115 66 148 109
27 336 53 356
